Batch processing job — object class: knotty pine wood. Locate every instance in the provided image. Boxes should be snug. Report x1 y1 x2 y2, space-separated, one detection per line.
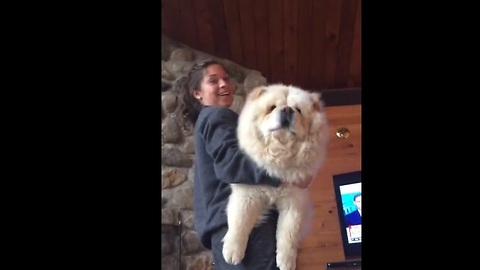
309 0 328 89
267 0 284 84
192 0 215 55
161 0 361 91
253 0 270 81
237 0 256 70
297 104 361 269
283 0 298 86
347 0 362 88
222 0 243 65
335 0 359 88
296 0 313 89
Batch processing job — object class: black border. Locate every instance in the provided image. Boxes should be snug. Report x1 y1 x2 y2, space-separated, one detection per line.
31 3 164 267
57 2 162 268
25 0 440 268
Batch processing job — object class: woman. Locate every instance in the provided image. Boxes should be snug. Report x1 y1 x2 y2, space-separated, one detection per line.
181 59 310 269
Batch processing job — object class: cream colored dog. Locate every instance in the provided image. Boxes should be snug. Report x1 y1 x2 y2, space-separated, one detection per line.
222 84 329 270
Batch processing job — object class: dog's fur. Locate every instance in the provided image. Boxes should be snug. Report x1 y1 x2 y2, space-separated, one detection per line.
222 84 329 270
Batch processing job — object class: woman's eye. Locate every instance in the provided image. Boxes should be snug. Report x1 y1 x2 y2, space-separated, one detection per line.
270 105 276 112
296 107 302 114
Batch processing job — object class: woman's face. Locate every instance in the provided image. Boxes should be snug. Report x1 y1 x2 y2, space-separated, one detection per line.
194 64 234 108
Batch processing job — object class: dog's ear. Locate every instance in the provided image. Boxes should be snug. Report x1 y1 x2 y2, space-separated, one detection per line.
310 92 325 112
247 86 267 101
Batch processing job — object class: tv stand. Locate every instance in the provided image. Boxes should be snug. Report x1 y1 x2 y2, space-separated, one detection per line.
326 259 361 269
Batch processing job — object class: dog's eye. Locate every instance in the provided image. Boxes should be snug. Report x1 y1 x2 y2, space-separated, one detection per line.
295 107 302 114
270 105 276 112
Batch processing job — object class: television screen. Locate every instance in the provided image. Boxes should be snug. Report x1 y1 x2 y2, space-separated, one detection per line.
333 171 362 259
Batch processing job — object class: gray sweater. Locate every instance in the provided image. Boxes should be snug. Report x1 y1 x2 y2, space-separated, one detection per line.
193 106 281 249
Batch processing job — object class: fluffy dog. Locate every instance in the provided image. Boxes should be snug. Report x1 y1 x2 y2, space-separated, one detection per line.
222 84 329 270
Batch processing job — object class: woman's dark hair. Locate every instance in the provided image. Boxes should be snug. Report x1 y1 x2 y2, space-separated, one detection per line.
180 58 224 124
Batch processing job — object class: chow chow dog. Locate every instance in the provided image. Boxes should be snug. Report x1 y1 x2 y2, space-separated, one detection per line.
222 84 329 270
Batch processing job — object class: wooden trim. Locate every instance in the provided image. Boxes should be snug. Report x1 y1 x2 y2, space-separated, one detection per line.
319 87 361 107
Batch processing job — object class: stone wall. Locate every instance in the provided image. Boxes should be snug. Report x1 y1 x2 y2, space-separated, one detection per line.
161 34 267 270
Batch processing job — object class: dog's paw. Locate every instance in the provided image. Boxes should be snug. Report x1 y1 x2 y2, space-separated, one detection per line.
276 251 296 270
222 234 246 265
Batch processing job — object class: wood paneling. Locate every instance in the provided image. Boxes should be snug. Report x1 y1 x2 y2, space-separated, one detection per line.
297 104 361 269
237 0 256 70
296 0 313 89
253 0 270 80
210 0 230 59
162 0 182 41
335 0 359 88
283 0 298 85
176 0 199 47
192 0 215 54
161 0 361 92
324 0 344 88
309 0 328 90
348 0 362 88
222 0 243 65
268 0 284 84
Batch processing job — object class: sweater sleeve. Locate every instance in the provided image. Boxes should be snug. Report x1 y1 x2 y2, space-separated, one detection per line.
197 107 281 187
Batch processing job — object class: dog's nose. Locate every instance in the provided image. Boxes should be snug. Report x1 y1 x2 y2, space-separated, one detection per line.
282 106 294 115
280 106 294 127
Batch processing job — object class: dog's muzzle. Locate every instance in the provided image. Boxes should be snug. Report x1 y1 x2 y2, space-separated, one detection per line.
280 106 295 128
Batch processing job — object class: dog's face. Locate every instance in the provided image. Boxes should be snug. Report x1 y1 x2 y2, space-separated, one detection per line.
242 84 325 142
237 84 328 178
237 84 329 179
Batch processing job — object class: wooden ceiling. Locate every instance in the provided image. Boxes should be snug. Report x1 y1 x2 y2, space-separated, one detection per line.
161 0 361 93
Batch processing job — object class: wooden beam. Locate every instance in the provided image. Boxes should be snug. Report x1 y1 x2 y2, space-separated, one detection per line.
319 88 361 107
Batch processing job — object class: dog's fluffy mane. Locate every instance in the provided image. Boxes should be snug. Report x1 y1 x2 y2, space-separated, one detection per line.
237 84 329 183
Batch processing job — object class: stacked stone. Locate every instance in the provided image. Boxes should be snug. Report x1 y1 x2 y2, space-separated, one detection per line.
161 35 266 270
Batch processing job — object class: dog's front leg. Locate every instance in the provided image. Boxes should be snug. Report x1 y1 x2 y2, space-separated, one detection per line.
275 189 309 270
222 185 264 265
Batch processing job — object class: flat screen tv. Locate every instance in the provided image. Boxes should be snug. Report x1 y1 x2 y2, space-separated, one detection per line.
332 171 362 260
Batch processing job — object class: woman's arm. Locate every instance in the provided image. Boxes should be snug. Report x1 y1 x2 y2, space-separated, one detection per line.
196 106 281 187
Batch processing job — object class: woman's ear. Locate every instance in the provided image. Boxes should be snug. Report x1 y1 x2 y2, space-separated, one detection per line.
193 90 202 100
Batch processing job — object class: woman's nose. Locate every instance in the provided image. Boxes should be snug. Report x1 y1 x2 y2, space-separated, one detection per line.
219 79 227 88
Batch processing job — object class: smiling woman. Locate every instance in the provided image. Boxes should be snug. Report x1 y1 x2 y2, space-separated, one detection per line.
194 64 234 106
179 59 314 270
181 59 234 123
180 58 286 269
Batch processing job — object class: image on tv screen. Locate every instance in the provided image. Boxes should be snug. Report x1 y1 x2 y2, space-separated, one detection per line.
339 182 361 244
